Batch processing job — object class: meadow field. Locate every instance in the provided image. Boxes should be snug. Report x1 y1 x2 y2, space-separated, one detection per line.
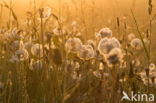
0 0 156 103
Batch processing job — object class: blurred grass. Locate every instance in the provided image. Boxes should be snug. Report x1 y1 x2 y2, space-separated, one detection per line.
0 0 156 103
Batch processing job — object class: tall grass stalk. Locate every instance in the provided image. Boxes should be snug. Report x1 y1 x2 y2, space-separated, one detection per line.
9 0 12 29
0 4 3 27
80 0 88 40
148 0 153 64
131 10 150 62
33 0 37 38
91 0 95 35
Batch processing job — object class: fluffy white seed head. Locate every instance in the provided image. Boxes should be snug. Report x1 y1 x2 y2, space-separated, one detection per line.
96 27 112 39
10 49 29 62
149 63 156 71
130 38 143 50
31 43 43 57
98 37 121 55
77 45 95 60
65 37 83 53
105 48 123 67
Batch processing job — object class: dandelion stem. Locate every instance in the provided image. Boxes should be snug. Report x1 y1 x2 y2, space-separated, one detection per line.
131 9 150 61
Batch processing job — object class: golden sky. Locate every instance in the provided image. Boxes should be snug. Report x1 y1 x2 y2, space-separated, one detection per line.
1 0 156 23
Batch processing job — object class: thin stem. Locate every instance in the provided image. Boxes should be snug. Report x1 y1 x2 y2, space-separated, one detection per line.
9 0 12 29
131 10 150 62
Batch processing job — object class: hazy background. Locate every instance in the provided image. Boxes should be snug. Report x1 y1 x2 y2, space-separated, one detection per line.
1 0 156 21
1 0 156 38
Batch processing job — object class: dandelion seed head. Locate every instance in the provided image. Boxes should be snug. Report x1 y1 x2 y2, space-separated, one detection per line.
65 37 83 53
96 27 112 39
149 63 156 71
10 49 29 62
98 37 121 55
105 48 123 67
31 43 43 57
77 45 95 60
130 38 143 50
15 49 29 61
110 37 121 48
140 71 156 87
98 38 112 54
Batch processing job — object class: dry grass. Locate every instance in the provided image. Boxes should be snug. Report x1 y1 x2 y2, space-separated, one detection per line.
0 0 156 103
